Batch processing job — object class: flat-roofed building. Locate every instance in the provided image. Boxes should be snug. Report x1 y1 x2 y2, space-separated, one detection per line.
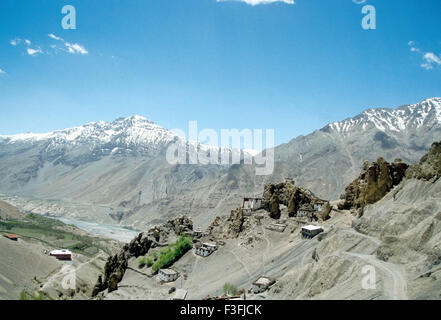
266 223 287 233
171 288 188 300
242 197 262 215
297 207 316 218
158 268 179 282
194 242 218 257
252 276 276 293
193 226 203 237
313 200 328 212
3 233 18 241
50 249 72 260
301 225 323 239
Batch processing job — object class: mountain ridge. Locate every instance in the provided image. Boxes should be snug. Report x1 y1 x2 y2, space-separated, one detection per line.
0 97 440 229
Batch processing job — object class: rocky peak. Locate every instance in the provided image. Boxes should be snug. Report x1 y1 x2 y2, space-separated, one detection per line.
92 215 193 297
323 97 441 134
406 140 441 181
339 157 409 210
206 206 245 240
262 179 329 221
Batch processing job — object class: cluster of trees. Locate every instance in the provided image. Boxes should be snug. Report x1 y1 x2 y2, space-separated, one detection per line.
223 283 238 296
151 236 192 273
19 290 47 300
138 256 154 268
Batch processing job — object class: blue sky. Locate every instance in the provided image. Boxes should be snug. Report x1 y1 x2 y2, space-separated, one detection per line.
0 0 440 145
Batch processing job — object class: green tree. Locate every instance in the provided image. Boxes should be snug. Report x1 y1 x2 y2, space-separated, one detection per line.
223 283 238 296
138 257 146 268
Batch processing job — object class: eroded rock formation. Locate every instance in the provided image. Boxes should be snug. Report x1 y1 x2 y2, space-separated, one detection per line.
339 157 408 210
262 179 329 220
206 206 244 239
406 141 441 181
92 215 193 297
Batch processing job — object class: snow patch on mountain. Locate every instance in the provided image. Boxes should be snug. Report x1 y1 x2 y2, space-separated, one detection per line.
326 98 441 134
0 115 178 147
0 115 256 161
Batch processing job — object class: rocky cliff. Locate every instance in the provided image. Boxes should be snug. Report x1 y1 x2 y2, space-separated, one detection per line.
263 179 329 220
406 141 441 181
206 206 245 239
92 233 152 296
339 158 408 210
92 215 193 297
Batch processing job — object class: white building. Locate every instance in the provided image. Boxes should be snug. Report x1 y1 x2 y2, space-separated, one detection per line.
193 226 203 237
297 207 315 218
194 242 218 257
49 249 72 261
252 277 276 293
171 289 188 300
301 225 323 239
313 201 327 211
242 197 262 215
266 223 287 233
158 269 179 282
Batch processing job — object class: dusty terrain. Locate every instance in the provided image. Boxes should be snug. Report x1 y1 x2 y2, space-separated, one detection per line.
0 200 121 300
0 99 440 231
99 173 441 300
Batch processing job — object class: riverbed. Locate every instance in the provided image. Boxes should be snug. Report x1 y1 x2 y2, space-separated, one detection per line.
54 217 140 243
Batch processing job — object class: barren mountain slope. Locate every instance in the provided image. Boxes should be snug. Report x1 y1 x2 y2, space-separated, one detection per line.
98 142 441 300
0 98 440 230
0 200 121 300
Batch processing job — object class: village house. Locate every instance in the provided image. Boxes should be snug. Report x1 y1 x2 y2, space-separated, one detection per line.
49 249 72 261
171 288 188 300
301 225 323 239
159 268 179 282
194 242 218 257
313 201 327 211
193 226 203 237
266 223 287 233
297 206 316 218
3 233 18 241
242 197 262 215
252 276 276 294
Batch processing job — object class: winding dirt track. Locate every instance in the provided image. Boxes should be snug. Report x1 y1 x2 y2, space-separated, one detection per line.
343 252 408 300
42 252 105 291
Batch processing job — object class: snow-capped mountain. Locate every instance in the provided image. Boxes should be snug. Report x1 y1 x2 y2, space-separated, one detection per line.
325 98 441 134
0 115 180 156
0 115 248 169
0 98 439 229
263 97 441 202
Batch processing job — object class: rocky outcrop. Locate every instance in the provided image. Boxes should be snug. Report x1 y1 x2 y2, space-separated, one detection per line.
92 215 193 297
262 178 297 208
269 193 281 219
206 207 244 239
227 207 245 237
263 179 329 220
144 215 193 244
339 157 408 210
92 232 152 296
319 202 332 221
406 141 441 181
124 232 154 257
163 215 193 236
